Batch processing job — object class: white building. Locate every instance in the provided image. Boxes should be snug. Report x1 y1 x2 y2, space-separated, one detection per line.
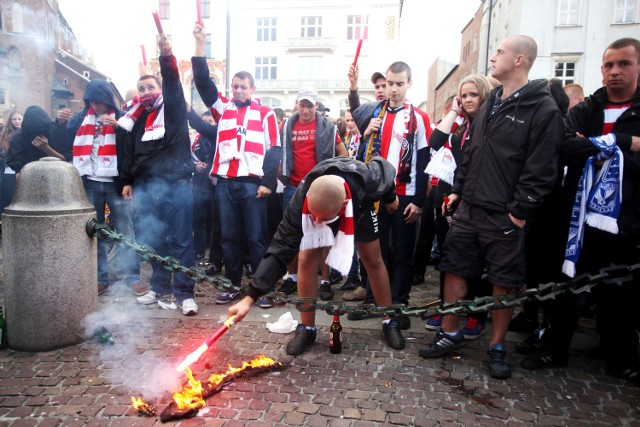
477 0 640 97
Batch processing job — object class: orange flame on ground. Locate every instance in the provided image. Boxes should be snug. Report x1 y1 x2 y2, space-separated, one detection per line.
172 368 206 411
209 355 278 385
130 396 155 415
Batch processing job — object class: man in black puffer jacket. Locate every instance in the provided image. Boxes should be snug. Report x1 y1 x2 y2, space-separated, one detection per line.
419 35 564 380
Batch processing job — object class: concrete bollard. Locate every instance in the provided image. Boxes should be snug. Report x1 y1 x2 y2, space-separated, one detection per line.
3 157 97 351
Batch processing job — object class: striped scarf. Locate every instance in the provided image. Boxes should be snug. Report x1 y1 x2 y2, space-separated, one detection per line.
426 114 465 185
346 131 361 156
116 97 165 141
213 101 265 176
300 177 354 275
72 106 118 177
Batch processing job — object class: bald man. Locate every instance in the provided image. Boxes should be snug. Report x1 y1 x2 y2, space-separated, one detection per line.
420 35 564 379
228 156 407 355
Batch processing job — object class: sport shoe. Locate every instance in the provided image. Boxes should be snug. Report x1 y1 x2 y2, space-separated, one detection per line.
339 277 360 291
286 325 317 356
462 317 486 340
418 329 466 358
129 282 150 296
487 343 511 379
180 298 198 316
279 277 297 295
343 286 366 301
382 320 405 349
520 351 568 370
329 270 343 285
137 291 158 305
319 282 334 301
216 291 242 304
607 363 640 387
515 330 544 355
394 314 411 330
205 263 223 275
424 315 442 331
258 296 273 309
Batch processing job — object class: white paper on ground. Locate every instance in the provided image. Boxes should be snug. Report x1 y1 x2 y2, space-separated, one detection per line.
266 312 298 333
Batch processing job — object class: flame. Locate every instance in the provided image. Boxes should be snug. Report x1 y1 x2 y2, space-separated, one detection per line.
172 368 206 411
208 355 278 384
130 396 155 415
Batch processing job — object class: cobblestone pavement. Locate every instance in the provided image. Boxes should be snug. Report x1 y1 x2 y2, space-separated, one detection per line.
1 256 639 426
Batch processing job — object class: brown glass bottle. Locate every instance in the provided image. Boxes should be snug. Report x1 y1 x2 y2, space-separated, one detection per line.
329 315 342 354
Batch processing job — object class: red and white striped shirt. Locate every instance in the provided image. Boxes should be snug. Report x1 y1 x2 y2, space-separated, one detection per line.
601 101 632 134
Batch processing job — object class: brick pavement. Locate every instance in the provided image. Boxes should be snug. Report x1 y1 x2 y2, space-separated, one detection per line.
1 259 639 426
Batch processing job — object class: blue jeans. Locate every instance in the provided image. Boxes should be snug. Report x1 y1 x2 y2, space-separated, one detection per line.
216 178 268 287
282 184 297 213
366 195 416 305
83 179 123 286
133 179 195 302
109 196 141 285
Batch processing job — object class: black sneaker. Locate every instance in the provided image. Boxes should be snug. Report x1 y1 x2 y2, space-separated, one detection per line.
329 270 343 285
382 320 405 349
520 351 568 370
205 263 223 276
418 329 466 358
318 282 334 301
607 363 640 387
515 331 544 355
286 325 317 356
487 344 511 379
339 277 360 291
508 311 539 333
394 314 411 330
280 277 297 294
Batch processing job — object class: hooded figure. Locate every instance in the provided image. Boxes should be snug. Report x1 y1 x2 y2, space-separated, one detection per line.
6 106 68 173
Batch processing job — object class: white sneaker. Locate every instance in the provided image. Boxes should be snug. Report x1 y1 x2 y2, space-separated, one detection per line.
180 298 198 316
137 291 158 305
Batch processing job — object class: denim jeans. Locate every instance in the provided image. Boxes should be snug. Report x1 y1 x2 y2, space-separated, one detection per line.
282 184 297 213
83 179 123 286
133 179 195 302
108 195 141 285
192 177 212 257
216 178 268 287
208 184 223 264
366 195 416 305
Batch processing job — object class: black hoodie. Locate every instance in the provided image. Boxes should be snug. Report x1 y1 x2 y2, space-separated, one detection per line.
6 106 70 173
452 79 564 220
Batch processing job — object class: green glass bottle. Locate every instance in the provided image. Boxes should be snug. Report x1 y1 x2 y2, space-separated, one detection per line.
93 326 114 345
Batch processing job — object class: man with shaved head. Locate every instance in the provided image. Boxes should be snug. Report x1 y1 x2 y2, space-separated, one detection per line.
419 35 564 379
227 156 408 355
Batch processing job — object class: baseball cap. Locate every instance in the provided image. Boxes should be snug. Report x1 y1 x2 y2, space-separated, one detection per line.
318 102 330 113
371 71 385 84
297 87 318 104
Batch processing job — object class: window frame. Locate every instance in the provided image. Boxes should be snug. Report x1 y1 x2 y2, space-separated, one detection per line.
557 0 580 26
613 0 638 24
159 0 170 19
255 56 278 80
346 15 368 41
257 17 277 42
301 16 322 38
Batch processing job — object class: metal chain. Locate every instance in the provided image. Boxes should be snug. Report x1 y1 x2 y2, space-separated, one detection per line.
87 220 639 319
87 220 238 293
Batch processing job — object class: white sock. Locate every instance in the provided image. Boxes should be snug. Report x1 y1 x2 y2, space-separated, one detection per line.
283 273 298 282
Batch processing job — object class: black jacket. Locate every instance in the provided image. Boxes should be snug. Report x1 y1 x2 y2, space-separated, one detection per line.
247 156 397 300
7 106 71 173
120 55 193 185
561 86 640 236
452 79 563 220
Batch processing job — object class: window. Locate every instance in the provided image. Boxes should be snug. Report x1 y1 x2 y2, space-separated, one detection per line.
201 0 210 19
159 0 170 19
614 0 637 23
301 16 322 38
83 71 91 79
255 57 277 80
346 16 368 41
12 2 24 33
557 0 580 25
554 61 576 85
257 17 277 42
260 97 281 108
8 48 21 77
205 34 212 57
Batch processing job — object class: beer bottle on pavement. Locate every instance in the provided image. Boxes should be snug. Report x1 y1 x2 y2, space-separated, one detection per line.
329 315 342 354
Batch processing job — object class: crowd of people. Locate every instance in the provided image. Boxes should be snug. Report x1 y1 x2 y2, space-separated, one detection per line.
1 28 638 385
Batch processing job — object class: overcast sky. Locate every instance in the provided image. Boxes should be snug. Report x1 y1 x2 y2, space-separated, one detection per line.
57 0 481 102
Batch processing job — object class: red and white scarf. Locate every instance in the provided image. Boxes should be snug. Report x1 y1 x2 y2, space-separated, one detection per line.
72 106 118 177
300 177 354 275
214 101 265 176
117 97 165 141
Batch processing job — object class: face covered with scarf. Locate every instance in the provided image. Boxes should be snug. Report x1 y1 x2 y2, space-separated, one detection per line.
137 76 162 111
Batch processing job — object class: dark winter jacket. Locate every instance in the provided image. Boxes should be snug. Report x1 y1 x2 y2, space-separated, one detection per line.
280 111 338 184
452 79 563 220
187 109 217 187
247 156 397 300
561 86 640 236
120 55 193 186
7 106 71 173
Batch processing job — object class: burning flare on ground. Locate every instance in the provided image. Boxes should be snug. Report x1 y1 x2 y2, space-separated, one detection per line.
131 396 156 416
176 316 236 373
172 368 206 410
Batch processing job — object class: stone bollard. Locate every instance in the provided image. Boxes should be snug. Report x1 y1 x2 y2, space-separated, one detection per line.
3 157 97 351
